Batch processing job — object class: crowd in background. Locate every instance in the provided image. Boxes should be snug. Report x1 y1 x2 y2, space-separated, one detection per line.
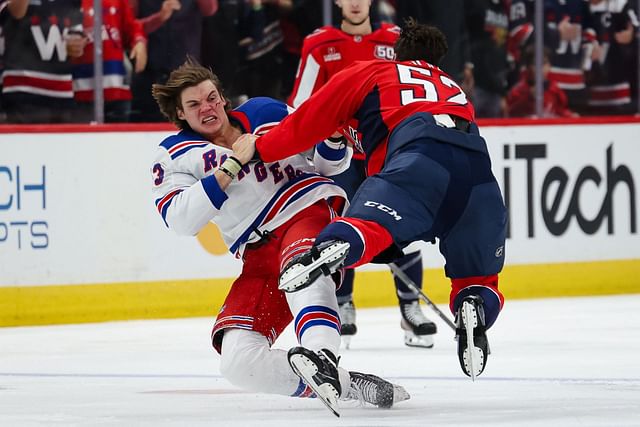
0 0 639 124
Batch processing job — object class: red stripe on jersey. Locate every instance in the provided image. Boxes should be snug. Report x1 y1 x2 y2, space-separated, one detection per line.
262 176 332 224
3 75 72 93
548 70 584 85
156 189 182 214
590 85 631 101
168 140 208 154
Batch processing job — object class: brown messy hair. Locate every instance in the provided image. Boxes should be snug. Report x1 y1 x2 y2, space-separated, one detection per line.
394 18 448 65
152 57 228 130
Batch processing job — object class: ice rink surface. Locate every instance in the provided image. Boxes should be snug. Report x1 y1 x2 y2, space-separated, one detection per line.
1 294 639 426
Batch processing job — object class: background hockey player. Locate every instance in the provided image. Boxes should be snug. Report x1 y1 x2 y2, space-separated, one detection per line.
150 58 409 415
233 20 507 381
288 0 437 349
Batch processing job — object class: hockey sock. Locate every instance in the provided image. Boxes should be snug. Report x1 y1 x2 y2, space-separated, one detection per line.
336 269 355 304
392 251 423 302
315 217 393 268
286 275 341 356
450 276 504 328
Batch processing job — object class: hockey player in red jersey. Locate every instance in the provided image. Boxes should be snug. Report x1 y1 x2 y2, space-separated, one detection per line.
150 58 409 416
233 20 507 381
288 0 437 350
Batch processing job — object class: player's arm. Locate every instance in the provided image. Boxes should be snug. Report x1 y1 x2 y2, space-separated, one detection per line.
289 39 327 108
7 0 29 19
312 135 353 177
255 61 369 162
151 147 231 236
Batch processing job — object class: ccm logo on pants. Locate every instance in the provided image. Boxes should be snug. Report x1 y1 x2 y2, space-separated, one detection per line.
363 201 402 221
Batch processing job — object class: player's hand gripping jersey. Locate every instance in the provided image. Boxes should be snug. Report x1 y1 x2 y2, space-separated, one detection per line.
288 23 400 108
258 59 475 175
151 97 350 256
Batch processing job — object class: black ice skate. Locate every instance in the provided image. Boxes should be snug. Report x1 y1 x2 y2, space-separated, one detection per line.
455 295 490 380
288 347 342 417
279 240 350 293
346 371 410 408
400 300 437 348
338 301 357 349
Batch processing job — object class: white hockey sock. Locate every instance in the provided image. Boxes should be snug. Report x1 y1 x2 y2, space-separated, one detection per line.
286 275 341 356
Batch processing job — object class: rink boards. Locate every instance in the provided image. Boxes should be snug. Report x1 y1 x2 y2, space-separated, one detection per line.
1 118 639 326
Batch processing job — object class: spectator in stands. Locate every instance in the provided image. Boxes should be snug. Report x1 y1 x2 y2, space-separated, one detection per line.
231 0 292 101
507 45 575 118
200 1 241 104
585 0 638 115
0 0 8 122
2 0 84 123
278 0 323 101
71 0 147 123
130 0 218 122
394 0 474 95
509 0 600 115
465 0 510 118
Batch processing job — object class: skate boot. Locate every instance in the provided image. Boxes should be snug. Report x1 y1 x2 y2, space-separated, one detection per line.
400 300 437 348
346 371 411 408
455 295 490 380
338 301 357 349
288 347 342 417
279 240 350 293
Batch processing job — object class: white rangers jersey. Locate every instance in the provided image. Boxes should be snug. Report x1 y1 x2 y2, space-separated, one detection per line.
151 97 350 256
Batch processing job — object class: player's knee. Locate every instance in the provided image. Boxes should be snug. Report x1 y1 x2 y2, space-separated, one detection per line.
219 329 268 387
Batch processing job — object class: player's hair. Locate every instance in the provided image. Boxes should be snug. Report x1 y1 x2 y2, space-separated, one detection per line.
394 18 448 65
152 57 227 130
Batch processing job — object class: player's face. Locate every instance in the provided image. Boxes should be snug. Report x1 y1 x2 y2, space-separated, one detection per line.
177 80 228 138
336 0 371 26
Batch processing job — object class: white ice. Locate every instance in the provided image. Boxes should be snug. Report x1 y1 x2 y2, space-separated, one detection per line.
1 295 639 426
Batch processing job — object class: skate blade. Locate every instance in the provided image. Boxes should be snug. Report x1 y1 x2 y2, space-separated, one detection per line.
392 384 411 404
461 301 482 381
279 242 349 292
404 331 434 348
289 354 340 417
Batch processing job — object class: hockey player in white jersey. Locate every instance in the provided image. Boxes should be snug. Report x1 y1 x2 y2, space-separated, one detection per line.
150 58 409 416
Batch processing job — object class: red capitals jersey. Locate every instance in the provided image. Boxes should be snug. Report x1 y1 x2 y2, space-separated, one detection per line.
73 0 146 102
258 59 475 176
288 23 400 109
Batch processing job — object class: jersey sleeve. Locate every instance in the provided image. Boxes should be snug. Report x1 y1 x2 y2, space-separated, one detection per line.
120 0 146 49
151 145 228 236
312 137 353 176
288 34 329 108
257 61 370 162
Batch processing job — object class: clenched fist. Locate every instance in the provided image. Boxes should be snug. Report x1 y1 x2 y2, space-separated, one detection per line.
232 134 258 165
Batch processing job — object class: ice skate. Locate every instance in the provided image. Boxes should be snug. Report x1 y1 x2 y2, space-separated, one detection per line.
400 300 437 348
288 347 342 417
455 295 489 380
279 240 350 293
338 301 357 349
346 371 410 408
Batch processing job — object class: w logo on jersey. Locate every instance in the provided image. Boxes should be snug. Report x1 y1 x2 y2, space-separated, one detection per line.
31 25 69 61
